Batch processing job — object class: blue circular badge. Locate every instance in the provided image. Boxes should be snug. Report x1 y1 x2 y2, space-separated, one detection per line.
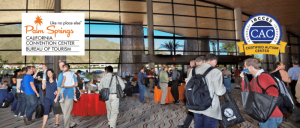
242 14 282 45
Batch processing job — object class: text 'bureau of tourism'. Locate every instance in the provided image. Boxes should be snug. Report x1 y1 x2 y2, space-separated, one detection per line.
22 13 85 56
237 13 287 55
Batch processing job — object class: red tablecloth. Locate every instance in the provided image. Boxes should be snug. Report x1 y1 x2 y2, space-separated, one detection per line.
154 83 185 103
71 93 107 116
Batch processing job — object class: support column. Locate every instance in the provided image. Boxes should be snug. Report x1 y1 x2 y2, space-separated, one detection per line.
46 0 63 74
280 26 289 68
234 8 244 56
147 0 154 69
121 23 144 75
198 38 210 55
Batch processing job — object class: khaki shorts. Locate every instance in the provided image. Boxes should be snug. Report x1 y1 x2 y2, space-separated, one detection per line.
234 77 242 84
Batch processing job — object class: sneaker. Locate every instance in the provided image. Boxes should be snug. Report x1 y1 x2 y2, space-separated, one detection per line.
74 97 77 102
59 98 64 103
20 116 24 118
14 115 18 117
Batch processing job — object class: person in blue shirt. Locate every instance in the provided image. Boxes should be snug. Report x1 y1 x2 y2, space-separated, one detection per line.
288 61 300 99
138 68 153 103
158 65 163 76
122 68 130 79
56 61 78 128
23 66 40 125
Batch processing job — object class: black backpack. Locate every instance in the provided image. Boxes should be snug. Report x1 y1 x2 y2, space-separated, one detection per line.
35 104 44 118
126 87 133 96
1 100 10 108
75 87 81 100
185 67 215 111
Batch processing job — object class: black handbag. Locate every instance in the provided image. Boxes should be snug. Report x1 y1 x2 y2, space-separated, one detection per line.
53 99 63 114
220 93 245 128
241 73 281 123
35 104 44 118
99 75 114 101
115 76 125 98
141 73 146 85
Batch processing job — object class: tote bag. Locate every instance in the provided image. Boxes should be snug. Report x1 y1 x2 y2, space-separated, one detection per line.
241 73 281 123
220 93 245 128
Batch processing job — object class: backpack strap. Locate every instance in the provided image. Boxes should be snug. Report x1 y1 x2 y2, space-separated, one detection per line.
203 67 215 77
256 72 278 94
192 67 196 76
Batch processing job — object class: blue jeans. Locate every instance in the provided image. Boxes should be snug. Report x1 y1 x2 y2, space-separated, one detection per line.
138 82 145 102
14 93 27 116
259 117 283 128
224 78 232 93
37 83 43 104
194 113 218 128
25 94 38 121
44 98 55 115
11 88 17 111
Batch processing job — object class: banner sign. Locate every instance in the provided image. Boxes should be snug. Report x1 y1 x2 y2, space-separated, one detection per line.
22 13 85 56
238 13 287 55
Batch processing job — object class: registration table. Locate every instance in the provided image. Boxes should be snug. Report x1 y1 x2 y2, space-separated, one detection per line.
154 83 185 103
71 93 107 116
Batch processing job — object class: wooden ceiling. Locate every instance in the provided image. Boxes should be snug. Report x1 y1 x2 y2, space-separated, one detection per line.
1 0 299 37
204 0 300 37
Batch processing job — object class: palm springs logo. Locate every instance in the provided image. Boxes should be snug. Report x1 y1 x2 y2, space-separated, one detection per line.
237 14 287 55
34 15 43 29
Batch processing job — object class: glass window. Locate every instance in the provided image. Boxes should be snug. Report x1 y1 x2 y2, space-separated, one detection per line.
155 50 171 55
154 27 174 37
198 29 217 38
90 38 120 50
153 14 173 26
197 18 216 29
69 64 90 71
1 64 25 71
26 56 45 64
90 51 120 63
153 3 172 14
90 24 120 35
217 9 233 19
154 39 174 50
0 38 22 49
66 51 90 63
210 40 218 54
174 16 196 27
174 4 195 16
0 24 22 34
218 20 234 30
197 7 215 18
121 1 146 12
0 51 24 63
91 0 119 11
219 40 236 55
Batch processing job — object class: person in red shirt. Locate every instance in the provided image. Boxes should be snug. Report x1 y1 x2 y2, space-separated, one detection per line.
240 58 283 128
233 67 241 89
149 68 155 93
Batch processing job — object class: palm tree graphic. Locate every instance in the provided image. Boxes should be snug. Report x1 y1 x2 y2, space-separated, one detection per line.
157 40 183 55
34 15 43 30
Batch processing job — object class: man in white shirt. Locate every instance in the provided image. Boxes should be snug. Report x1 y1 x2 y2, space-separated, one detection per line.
98 66 125 128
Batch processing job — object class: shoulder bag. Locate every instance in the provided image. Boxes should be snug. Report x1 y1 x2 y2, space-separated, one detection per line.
99 75 114 101
116 76 125 98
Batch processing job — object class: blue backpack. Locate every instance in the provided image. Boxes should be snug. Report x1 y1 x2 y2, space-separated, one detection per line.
20 80 25 92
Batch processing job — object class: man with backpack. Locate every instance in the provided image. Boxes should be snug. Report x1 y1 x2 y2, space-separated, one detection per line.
23 66 40 125
98 66 125 128
185 54 226 128
240 58 283 128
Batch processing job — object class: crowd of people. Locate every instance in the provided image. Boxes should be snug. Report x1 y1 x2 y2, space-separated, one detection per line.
0 62 80 128
1 54 300 128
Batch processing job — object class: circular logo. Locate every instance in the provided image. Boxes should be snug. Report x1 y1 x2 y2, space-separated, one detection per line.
243 14 281 45
224 108 234 117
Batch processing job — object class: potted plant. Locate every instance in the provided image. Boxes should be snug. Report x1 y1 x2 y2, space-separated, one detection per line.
85 73 97 84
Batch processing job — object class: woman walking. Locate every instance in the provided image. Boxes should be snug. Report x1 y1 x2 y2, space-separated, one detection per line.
41 69 61 128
